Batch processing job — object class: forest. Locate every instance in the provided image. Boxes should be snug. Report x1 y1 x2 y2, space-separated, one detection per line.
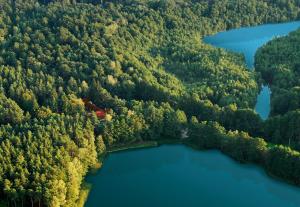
255 28 300 150
0 0 300 206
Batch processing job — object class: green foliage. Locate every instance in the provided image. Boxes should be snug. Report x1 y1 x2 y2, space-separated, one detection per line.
256 29 300 115
264 110 300 150
0 115 98 207
0 93 25 124
266 145 300 185
101 112 147 146
256 28 300 149
189 121 300 185
0 0 300 206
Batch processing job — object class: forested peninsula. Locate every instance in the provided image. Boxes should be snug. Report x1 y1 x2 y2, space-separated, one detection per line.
256 28 300 150
1 0 300 206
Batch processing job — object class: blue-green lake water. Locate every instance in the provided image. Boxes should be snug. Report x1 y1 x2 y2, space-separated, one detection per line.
85 145 300 207
204 21 300 120
85 22 300 207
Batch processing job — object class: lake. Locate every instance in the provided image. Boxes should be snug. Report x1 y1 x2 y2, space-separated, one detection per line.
85 22 300 207
204 21 300 119
85 145 300 207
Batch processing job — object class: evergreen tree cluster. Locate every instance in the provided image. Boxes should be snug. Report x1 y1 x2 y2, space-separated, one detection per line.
256 28 300 150
0 0 300 206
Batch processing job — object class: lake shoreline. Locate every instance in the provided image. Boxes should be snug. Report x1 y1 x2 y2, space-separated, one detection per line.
81 138 187 205
204 20 300 120
185 141 300 188
107 141 159 153
84 143 299 207
83 20 300 207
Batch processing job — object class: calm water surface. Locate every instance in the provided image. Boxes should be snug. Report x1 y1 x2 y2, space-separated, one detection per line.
85 145 300 207
85 22 300 207
204 21 300 119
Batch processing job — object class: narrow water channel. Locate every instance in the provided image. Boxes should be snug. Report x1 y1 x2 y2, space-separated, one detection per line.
204 21 300 119
85 22 300 207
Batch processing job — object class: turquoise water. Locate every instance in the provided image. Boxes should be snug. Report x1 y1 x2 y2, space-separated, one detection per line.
204 21 300 120
85 22 300 207
85 145 300 207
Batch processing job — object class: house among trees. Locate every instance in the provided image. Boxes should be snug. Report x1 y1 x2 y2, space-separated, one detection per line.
82 98 107 119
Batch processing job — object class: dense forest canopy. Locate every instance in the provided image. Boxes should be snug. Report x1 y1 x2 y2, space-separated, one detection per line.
0 0 300 206
255 28 300 150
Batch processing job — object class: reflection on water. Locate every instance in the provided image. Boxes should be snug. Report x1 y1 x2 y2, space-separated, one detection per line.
85 145 300 207
204 21 300 68
204 21 300 119
255 85 271 120
85 22 300 207
100 146 185 175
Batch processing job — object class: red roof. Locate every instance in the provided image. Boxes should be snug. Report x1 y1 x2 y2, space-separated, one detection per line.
95 110 106 119
82 98 106 119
